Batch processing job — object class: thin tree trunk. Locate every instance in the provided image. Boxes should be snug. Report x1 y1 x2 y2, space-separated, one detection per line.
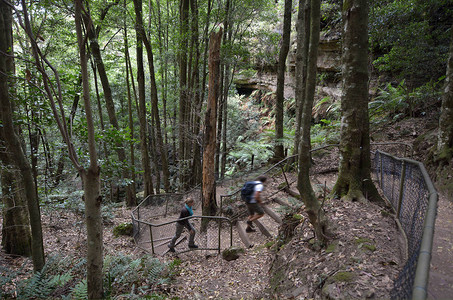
274 0 292 161
75 1 103 298
189 0 202 186
124 2 137 199
1 0 45 271
297 0 328 245
202 28 223 220
133 0 154 196
179 0 190 190
216 0 230 179
332 0 383 204
140 25 171 192
293 0 310 156
82 9 134 206
220 26 233 178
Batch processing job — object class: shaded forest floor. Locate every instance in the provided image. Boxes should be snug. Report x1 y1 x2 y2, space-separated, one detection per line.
1 111 452 299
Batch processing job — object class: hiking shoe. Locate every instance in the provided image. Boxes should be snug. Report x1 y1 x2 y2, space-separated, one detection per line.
246 227 256 233
246 220 255 228
168 245 175 252
188 244 199 249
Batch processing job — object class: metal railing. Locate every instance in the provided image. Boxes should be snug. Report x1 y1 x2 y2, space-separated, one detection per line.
131 193 233 254
374 150 438 300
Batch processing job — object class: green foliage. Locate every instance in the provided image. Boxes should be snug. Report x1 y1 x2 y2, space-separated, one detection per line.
113 223 133 237
2 253 170 300
320 0 342 33
69 279 88 300
227 137 274 175
369 0 452 85
369 80 443 124
11 255 86 299
104 253 169 298
311 119 341 146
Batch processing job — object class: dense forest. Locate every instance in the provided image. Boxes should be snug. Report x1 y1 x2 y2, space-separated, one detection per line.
1 0 452 299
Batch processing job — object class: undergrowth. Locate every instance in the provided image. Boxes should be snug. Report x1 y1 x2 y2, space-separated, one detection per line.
0 253 174 299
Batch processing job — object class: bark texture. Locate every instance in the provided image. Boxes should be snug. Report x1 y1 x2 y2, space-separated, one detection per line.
202 28 223 218
0 150 32 256
332 0 382 204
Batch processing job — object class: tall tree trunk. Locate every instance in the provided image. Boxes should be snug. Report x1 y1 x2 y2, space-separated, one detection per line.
332 0 383 204
140 25 171 193
179 0 190 190
293 0 310 156
274 0 292 161
1 0 45 271
297 0 328 245
75 1 103 298
189 0 203 186
82 9 135 206
133 0 154 196
202 28 222 219
124 4 137 199
436 25 453 166
216 0 230 180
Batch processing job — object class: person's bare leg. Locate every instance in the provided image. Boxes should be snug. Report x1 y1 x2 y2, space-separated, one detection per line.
250 214 264 222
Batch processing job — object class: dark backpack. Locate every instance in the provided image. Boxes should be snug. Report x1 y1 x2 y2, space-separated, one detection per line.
241 181 257 203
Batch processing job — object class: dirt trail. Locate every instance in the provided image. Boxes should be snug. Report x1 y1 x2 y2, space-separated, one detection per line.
428 192 453 299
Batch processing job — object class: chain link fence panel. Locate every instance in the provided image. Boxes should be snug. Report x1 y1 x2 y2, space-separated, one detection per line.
374 151 437 300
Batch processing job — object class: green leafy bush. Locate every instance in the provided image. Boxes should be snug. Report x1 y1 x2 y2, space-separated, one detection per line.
370 0 452 86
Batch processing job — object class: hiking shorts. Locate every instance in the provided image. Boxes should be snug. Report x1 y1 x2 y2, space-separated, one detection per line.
246 203 264 216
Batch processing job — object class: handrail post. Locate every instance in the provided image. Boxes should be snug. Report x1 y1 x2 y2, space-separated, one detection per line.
281 165 290 189
150 224 155 255
379 152 384 190
218 218 221 254
397 161 406 219
165 195 169 217
230 221 233 247
137 207 141 235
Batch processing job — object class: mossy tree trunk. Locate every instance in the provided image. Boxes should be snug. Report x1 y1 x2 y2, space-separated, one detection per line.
202 29 222 222
297 0 328 245
332 0 383 204
274 0 292 161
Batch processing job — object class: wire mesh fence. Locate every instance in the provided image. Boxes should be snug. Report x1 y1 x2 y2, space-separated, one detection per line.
374 150 437 300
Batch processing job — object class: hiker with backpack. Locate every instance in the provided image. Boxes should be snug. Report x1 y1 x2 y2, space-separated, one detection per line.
241 175 267 232
168 198 198 252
